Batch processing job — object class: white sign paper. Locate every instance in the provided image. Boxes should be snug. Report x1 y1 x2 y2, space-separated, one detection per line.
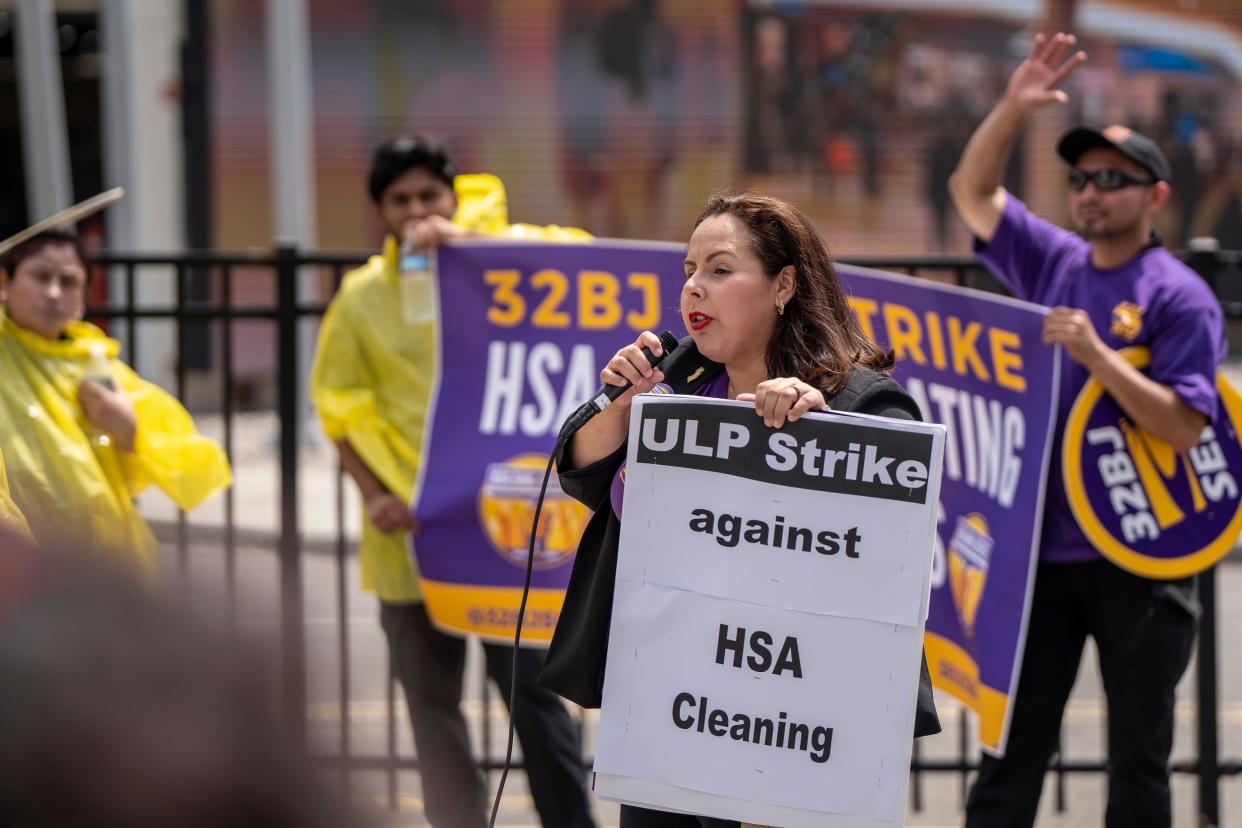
594 395 945 827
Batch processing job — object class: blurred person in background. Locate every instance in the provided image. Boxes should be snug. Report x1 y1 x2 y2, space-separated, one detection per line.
0 527 362 828
0 227 231 569
309 135 595 828
924 114 966 251
949 33 1224 828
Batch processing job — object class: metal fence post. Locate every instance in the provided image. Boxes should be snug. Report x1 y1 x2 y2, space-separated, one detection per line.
1197 566 1220 827
1187 237 1221 294
277 242 307 749
1188 240 1222 827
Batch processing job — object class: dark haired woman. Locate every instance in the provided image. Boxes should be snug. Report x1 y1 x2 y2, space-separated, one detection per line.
542 192 941 827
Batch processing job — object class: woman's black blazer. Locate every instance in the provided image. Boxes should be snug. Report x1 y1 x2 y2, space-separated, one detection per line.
540 337 941 738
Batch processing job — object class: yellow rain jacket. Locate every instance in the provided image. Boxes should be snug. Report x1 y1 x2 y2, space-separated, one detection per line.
0 450 31 538
0 309 232 566
309 174 589 603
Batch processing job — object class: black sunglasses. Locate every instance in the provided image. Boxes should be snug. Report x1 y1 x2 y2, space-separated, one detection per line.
1068 168 1154 193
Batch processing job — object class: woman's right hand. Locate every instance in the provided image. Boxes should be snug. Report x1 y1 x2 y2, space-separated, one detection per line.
567 331 666 470
597 330 667 411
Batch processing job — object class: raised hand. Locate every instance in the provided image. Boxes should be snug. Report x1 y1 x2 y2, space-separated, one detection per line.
1004 32 1086 112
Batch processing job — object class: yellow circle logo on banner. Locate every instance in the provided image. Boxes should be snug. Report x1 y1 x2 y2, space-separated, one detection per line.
1062 347 1242 578
477 453 588 570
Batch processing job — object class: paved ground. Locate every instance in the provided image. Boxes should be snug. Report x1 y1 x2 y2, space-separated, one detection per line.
143 358 1242 826
155 539 1242 828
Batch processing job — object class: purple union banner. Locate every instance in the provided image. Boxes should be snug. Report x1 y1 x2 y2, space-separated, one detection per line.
837 264 1060 755
411 242 1061 754
412 240 685 644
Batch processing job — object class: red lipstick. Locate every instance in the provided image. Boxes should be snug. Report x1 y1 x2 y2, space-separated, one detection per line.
688 311 712 332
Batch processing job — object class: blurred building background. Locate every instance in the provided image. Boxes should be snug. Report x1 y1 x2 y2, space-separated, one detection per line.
2 0 1242 392
5 0 1242 400
5 1 1242 255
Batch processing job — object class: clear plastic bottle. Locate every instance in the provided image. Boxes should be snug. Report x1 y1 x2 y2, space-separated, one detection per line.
398 241 435 325
83 341 115 447
84 341 115 390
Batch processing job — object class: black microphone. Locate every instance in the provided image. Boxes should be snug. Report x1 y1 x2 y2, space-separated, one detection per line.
561 330 680 436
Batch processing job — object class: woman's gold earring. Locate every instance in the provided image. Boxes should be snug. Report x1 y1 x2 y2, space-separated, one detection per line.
776 298 785 316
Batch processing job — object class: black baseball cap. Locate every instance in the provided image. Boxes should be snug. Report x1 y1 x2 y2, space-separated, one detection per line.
1057 124 1171 184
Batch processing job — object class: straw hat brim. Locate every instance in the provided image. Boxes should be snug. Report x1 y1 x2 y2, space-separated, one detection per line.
0 188 125 259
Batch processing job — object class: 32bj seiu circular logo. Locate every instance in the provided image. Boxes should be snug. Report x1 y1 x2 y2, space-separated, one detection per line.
1062 348 1242 578
477 453 589 570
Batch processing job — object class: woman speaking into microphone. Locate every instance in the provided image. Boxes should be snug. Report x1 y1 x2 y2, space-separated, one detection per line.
541 192 940 827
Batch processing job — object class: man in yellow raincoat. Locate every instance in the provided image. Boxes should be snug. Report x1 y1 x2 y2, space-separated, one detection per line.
309 136 595 828
0 229 231 567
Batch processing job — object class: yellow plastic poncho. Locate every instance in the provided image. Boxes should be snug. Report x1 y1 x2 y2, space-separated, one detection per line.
0 450 31 538
309 173 590 603
0 309 232 566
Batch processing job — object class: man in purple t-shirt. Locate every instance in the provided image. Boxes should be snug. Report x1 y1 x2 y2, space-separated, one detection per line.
948 33 1225 828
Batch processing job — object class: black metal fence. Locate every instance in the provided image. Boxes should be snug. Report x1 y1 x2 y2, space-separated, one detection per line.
88 244 1241 825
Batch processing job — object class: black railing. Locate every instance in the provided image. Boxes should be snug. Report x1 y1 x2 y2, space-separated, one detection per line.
88 244 1241 826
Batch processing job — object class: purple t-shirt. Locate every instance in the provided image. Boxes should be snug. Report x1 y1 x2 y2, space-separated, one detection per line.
975 196 1226 564
609 372 730 518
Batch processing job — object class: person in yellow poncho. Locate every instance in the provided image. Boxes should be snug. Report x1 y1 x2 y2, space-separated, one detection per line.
0 229 231 568
309 136 595 828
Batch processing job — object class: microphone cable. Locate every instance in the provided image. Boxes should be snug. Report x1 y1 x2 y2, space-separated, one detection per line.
487 436 562 828
487 331 677 828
